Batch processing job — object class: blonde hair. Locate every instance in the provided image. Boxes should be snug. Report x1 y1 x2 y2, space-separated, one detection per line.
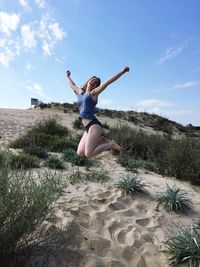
81 76 101 93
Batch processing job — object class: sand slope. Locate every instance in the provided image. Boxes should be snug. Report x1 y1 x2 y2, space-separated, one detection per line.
1 108 200 267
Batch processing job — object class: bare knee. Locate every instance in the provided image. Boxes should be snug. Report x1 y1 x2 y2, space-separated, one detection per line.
77 149 85 157
85 150 94 158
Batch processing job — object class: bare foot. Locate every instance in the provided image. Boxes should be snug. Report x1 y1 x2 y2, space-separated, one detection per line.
99 135 109 145
110 140 123 152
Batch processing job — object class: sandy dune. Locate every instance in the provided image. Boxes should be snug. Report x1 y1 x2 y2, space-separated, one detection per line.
1 108 200 267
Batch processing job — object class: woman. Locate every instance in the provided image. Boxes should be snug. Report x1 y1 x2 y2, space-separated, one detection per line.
66 66 129 157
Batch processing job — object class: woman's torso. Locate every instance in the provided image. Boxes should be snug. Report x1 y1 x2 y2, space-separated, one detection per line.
77 91 98 127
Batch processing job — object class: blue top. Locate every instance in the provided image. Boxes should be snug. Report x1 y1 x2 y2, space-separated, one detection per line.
77 91 97 120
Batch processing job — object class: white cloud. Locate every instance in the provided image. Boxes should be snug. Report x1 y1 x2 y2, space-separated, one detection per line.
26 82 51 100
165 110 195 115
0 38 6 47
0 48 15 68
42 40 52 56
158 43 187 64
137 99 171 108
18 0 31 10
99 99 113 108
26 62 35 71
0 37 21 67
160 81 199 93
21 24 37 48
0 4 67 67
49 23 67 40
169 81 198 91
0 12 20 35
35 0 46 9
39 13 67 56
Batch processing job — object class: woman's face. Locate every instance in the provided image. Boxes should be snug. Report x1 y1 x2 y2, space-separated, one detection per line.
87 77 99 90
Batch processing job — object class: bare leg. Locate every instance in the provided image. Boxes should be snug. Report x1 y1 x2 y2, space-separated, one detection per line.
85 125 122 157
77 131 87 156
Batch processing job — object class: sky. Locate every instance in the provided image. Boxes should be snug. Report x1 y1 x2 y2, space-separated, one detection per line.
0 0 200 126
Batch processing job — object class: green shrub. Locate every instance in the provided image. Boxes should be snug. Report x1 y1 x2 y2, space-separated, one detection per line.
9 132 51 149
136 159 157 172
160 139 200 184
38 103 51 109
72 118 82 129
29 117 69 137
118 156 157 172
68 171 84 184
44 156 65 170
12 154 40 169
108 124 166 160
9 117 77 153
23 146 48 159
62 148 94 167
0 150 40 169
0 152 63 266
84 170 110 183
156 184 192 213
102 122 109 129
117 153 139 172
110 124 200 186
116 175 148 196
49 137 78 152
68 170 110 184
164 224 200 267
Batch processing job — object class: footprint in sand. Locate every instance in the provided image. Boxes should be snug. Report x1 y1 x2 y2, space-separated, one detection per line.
136 216 161 231
108 201 126 210
89 212 105 228
107 220 125 240
136 217 151 227
115 208 135 217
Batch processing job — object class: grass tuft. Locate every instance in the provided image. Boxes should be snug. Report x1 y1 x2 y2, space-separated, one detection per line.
0 150 40 169
164 224 200 267
44 155 65 170
68 170 110 184
156 184 192 213
116 174 148 196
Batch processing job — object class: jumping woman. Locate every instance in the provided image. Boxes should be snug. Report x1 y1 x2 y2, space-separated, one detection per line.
66 66 129 157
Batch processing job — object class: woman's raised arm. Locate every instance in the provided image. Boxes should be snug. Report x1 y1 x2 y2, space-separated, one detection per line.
92 67 129 96
66 70 81 95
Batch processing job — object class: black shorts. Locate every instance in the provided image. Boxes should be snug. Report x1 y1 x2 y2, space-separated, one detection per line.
84 119 102 133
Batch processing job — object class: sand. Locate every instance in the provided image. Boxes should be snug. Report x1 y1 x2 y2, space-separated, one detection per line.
1 108 200 267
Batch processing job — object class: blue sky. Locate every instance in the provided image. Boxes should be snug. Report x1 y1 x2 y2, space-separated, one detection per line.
0 0 200 125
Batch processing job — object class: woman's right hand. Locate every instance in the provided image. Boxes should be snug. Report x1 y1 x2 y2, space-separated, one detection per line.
66 70 71 77
123 66 129 73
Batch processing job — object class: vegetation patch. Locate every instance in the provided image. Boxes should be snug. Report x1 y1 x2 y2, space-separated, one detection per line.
109 124 200 186
62 148 95 167
116 175 148 196
68 170 110 184
0 151 64 266
156 184 192 213
44 155 65 170
23 146 49 159
72 118 83 129
9 117 78 153
164 224 200 267
0 150 40 169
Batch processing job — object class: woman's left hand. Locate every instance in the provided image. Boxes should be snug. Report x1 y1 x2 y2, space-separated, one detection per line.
66 70 71 77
